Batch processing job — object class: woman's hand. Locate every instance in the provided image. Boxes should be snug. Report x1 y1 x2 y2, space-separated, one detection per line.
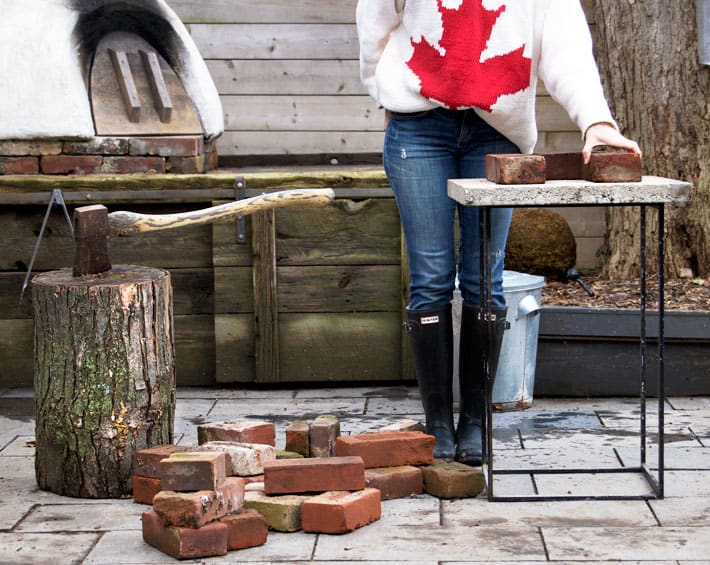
582 122 641 163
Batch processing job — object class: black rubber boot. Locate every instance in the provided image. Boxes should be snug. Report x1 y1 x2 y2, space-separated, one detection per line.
405 305 455 461
455 304 508 466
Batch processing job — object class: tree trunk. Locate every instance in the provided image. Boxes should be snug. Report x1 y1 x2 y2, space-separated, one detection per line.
32 265 175 498
592 0 710 279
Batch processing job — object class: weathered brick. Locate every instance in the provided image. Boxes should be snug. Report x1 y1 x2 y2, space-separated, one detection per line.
364 465 424 500
166 155 205 173
541 152 583 180
0 139 62 156
198 419 276 447
583 149 642 182
132 475 161 505
379 418 426 433
0 156 39 174
142 510 228 559
276 450 305 459
309 415 340 457
285 420 310 456
335 431 434 468
130 135 203 157
63 137 129 155
485 153 546 184
101 156 166 174
153 477 245 528
220 508 268 550
134 444 185 479
198 441 276 476
40 155 103 174
244 490 311 532
421 460 485 499
301 488 381 534
160 452 227 492
263 456 365 495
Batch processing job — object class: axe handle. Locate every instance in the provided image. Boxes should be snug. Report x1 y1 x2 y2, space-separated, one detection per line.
107 188 335 236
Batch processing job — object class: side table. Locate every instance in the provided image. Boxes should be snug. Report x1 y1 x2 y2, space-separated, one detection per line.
447 175 692 501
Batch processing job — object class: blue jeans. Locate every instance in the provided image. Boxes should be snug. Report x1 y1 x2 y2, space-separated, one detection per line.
384 107 519 311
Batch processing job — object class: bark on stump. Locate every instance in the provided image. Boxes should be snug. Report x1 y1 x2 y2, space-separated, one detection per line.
31 265 175 498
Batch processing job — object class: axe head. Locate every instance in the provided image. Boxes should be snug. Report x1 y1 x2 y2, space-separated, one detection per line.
73 204 112 277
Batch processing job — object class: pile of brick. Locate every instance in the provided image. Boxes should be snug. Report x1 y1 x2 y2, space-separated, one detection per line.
133 415 485 560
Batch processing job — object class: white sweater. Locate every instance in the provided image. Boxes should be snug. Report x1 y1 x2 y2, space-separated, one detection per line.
356 0 616 153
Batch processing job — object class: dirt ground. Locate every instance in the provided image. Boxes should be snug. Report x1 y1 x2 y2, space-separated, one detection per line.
541 274 710 311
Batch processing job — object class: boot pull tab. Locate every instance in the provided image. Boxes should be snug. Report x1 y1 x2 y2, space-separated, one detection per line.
476 310 511 330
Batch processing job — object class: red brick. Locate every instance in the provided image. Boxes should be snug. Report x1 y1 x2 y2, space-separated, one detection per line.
335 431 435 468
101 156 165 174
196 441 275 476
63 137 129 155
285 420 310 456
132 475 161 505
301 488 381 534
220 509 268 550
134 445 184 479
198 419 275 447
379 419 426 433
421 460 485 499
153 477 245 528
485 153 546 184
166 155 205 173
130 136 203 157
364 466 424 500
263 456 365 495
0 140 62 156
142 510 228 559
0 156 39 175
583 149 642 182
40 155 103 174
160 452 227 492
541 152 583 180
309 415 340 457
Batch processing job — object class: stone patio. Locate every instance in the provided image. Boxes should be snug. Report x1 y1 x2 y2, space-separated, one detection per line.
1 385 709 564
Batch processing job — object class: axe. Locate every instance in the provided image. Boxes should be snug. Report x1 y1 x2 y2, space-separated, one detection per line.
72 188 335 276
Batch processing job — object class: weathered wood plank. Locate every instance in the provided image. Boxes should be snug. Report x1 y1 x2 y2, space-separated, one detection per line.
0 319 32 388
222 95 381 131
189 24 359 59
206 60 365 95
214 314 255 383
172 0 357 24
213 266 254 313
273 199 402 266
252 210 279 383
216 131 385 155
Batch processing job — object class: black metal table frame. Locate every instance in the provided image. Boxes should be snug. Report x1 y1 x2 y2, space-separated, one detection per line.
479 203 665 502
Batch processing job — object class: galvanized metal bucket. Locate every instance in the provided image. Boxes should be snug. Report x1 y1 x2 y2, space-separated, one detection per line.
453 270 545 411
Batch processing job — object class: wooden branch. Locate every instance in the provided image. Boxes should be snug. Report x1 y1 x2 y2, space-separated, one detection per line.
107 188 335 236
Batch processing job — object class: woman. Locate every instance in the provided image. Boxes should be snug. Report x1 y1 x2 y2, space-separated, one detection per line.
356 0 640 464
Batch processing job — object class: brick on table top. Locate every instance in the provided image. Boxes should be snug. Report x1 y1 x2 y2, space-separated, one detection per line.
40 154 103 174
142 510 228 560
197 441 276 476
583 149 643 182
160 451 227 492
263 456 365 495
335 431 435 468
309 414 340 457
0 156 39 174
301 488 381 534
134 444 185 479
285 420 310 456
132 475 162 505
153 477 245 529
379 418 426 433
220 508 268 550
198 419 276 447
540 152 583 180
485 153 546 184
365 465 424 500
129 135 203 157
422 460 485 499
244 490 312 532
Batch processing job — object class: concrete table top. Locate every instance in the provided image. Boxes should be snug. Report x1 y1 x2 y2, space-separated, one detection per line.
448 175 692 207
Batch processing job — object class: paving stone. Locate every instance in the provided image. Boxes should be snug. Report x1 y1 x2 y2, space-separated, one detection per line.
533 471 655 498
422 460 485 499
664 470 710 497
543 525 710 561
243 490 311 532
0 436 35 456
15 502 141 532
378 494 441 527
0 533 99 564
616 445 710 470
493 446 621 470
650 496 710 526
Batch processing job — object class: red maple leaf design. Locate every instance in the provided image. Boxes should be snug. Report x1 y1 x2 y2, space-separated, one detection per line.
407 0 531 112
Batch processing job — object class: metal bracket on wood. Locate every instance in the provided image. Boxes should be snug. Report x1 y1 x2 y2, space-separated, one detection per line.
19 188 74 303
234 176 246 244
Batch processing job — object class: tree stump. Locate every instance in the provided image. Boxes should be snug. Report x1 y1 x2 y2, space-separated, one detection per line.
31 265 175 498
